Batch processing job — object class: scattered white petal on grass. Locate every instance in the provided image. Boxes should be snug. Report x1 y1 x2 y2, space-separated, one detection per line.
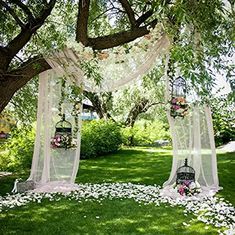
0 183 234 234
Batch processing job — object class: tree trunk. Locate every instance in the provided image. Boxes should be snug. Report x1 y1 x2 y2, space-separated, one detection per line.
125 98 149 127
0 77 26 112
83 91 114 120
0 0 159 113
0 57 51 113
125 99 163 127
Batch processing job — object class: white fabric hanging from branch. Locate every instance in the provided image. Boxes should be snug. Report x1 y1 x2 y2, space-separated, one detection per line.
28 70 82 188
28 26 171 191
45 30 171 92
161 56 219 197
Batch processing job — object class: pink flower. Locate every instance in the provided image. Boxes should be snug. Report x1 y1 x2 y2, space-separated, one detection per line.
51 134 63 148
178 185 185 196
173 105 180 110
184 180 191 187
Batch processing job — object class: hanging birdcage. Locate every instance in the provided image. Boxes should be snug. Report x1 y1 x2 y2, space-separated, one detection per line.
171 76 187 98
51 114 72 149
170 76 188 118
176 159 195 185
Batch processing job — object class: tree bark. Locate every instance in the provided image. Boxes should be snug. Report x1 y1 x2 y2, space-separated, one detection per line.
0 0 160 113
125 98 149 127
0 57 50 113
83 91 114 120
125 99 163 127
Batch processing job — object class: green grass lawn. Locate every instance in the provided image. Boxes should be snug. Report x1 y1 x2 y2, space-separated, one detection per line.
0 147 234 235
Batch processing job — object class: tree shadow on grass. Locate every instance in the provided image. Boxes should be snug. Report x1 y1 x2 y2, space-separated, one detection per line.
0 198 218 235
77 148 173 186
0 173 28 196
217 151 235 205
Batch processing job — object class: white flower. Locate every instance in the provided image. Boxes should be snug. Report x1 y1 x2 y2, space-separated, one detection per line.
176 108 184 113
189 182 196 189
0 182 234 234
195 182 201 188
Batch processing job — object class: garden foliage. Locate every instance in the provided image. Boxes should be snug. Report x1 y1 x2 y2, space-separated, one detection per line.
0 120 123 172
121 120 170 146
81 120 122 159
0 127 35 173
0 119 173 172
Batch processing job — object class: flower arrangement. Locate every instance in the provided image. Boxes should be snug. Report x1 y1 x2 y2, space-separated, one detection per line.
170 96 189 118
51 134 72 149
173 180 201 196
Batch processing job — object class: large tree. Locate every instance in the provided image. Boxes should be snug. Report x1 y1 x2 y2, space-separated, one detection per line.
0 0 234 113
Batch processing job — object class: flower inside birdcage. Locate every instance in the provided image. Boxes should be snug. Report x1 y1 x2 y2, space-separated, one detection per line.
173 180 202 196
170 76 189 118
170 96 189 118
51 114 73 149
51 134 72 149
173 158 201 196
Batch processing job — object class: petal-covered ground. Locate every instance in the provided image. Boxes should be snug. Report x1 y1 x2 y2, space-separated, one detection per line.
0 183 234 234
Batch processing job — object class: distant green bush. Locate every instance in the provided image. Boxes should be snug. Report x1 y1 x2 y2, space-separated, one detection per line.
81 120 122 159
0 120 123 172
121 120 170 146
0 127 35 173
1 119 169 172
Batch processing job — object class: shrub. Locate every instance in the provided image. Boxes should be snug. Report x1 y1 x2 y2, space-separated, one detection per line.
0 120 122 171
122 120 170 146
0 127 35 173
81 120 122 159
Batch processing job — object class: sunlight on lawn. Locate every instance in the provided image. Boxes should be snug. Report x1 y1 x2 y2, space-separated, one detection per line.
0 147 234 235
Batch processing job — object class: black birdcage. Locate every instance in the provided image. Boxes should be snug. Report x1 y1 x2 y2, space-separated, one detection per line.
171 76 187 98
176 159 195 185
51 114 72 149
170 76 188 118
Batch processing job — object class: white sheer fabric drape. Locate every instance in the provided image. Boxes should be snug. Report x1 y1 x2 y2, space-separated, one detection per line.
29 32 171 192
164 106 219 191
46 34 171 92
162 56 219 197
28 31 219 195
28 70 82 188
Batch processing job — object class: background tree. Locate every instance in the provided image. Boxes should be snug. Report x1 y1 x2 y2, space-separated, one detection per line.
0 0 234 114
210 93 235 146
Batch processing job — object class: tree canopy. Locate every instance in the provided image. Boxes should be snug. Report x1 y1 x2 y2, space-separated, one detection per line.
0 0 234 113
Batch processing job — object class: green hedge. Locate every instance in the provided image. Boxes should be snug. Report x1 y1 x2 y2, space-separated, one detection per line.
0 127 35 173
81 120 122 159
0 120 123 172
0 119 169 172
121 120 170 146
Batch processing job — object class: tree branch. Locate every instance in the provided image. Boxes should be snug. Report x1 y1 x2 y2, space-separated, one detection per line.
83 90 115 120
0 56 51 113
5 0 56 66
91 7 115 23
10 56 51 79
76 0 90 45
87 19 158 50
10 0 35 23
0 0 25 28
144 101 164 111
118 0 136 28
136 9 153 26
125 99 163 127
